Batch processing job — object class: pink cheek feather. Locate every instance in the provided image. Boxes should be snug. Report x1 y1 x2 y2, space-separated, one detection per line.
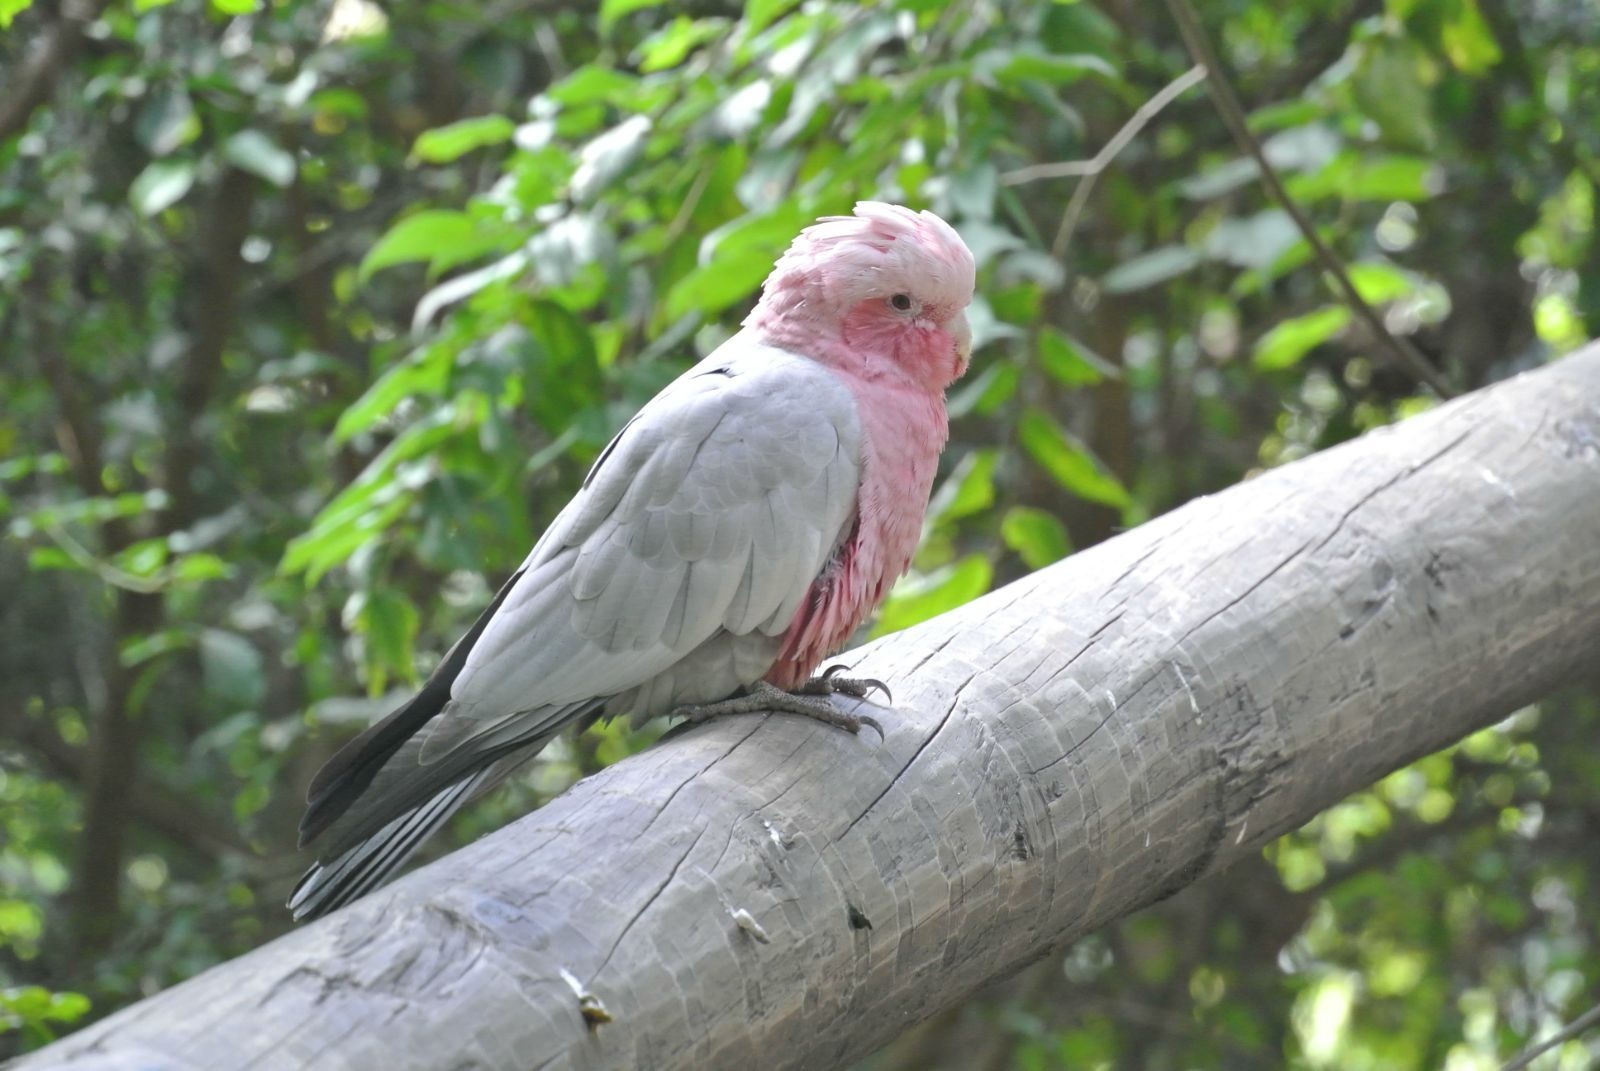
839 300 959 389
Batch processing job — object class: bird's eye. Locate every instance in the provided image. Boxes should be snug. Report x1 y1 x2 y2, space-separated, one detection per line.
889 293 913 311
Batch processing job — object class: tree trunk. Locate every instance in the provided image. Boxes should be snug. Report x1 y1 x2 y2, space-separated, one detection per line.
22 346 1600 1071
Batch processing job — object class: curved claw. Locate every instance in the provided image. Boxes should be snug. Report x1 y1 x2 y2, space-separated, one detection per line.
857 714 885 742
821 663 852 682
857 678 892 704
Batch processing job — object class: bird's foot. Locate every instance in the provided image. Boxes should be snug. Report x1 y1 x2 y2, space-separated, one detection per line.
674 669 889 740
795 663 892 704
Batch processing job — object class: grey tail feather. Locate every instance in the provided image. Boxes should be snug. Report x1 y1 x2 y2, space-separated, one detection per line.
288 769 487 922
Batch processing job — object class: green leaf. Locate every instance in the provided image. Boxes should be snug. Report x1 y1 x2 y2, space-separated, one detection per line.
1101 246 1200 294
135 85 200 157
742 0 798 36
282 414 456 580
117 538 169 577
1038 328 1112 387
1440 0 1502 75
360 588 420 692
571 116 651 203
926 449 999 527
1203 210 1301 270
873 555 993 637
173 552 232 583
358 210 477 282
412 115 515 164
546 65 642 108
638 16 725 73
1347 262 1417 305
1252 305 1351 371
948 361 1018 419
334 348 452 442
1287 153 1440 203
1018 409 1132 510
1352 36 1436 151
1247 98 1324 133
0 0 36 27
222 130 296 188
1002 507 1073 570
26 547 78 573
600 0 666 32
976 48 1117 87
664 204 804 322
129 159 196 216
210 0 259 12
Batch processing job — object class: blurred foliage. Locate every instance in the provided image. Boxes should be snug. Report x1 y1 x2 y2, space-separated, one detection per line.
1 0 1597 1066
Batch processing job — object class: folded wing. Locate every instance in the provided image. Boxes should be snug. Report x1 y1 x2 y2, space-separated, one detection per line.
292 342 861 917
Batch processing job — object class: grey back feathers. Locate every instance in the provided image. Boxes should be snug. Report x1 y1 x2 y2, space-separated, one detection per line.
291 337 862 920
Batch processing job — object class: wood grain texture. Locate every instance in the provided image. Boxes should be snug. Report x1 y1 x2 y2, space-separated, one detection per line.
21 347 1600 1071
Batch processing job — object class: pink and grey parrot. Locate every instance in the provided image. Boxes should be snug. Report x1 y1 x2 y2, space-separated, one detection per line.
290 202 976 920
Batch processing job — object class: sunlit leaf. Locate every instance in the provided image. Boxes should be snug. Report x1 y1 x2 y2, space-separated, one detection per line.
1018 410 1131 510
600 0 666 33
135 85 200 156
638 17 725 73
412 115 515 163
873 555 993 636
1002 507 1072 570
1440 0 1502 75
742 0 798 36
334 347 452 442
222 130 296 187
926 449 999 527
0 0 36 26
358 210 478 282
571 116 651 203
1287 152 1441 203
1352 35 1436 151
1252 305 1351 370
546 65 642 108
129 159 196 216
975 48 1117 87
1346 262 1417 304
1038 328 1111 387
360 588 420 693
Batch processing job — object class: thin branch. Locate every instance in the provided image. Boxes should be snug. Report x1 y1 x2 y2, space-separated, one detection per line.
1000 65 1207 259
1001 65 1209 185
1499 1001 1600 1071
1164 0 1459 399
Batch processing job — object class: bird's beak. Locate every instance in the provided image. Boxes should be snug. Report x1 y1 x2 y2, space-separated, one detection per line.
951 312 973 379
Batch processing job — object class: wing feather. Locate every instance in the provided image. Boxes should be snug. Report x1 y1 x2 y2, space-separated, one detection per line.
315 343 861 859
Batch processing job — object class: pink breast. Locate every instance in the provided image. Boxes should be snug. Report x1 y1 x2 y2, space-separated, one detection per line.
764 376 947 688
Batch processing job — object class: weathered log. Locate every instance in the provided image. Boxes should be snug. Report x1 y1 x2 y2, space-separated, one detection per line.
21 345 1600 1071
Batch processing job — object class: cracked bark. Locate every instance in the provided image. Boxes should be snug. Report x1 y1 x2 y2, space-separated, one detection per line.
20 346 1600 1071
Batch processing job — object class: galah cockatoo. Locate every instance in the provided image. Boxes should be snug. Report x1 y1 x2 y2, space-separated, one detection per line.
290 202 976 920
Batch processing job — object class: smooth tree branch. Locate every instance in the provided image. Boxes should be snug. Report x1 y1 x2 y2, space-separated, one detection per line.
1164 0 1460 399
1000 64 1209 259
17 343 1600 1071
1498 1001 1600 1071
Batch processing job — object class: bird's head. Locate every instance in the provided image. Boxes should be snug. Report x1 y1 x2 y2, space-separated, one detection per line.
747 202 976 390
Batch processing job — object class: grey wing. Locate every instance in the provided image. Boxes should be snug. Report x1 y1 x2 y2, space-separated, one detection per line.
415 346 863 760
291 346 861 919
